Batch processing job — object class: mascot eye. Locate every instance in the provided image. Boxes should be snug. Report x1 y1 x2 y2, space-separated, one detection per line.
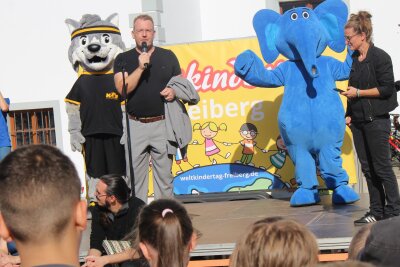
290 13 298 20
302 11 310 19
101 34 111 44
80 36 87 46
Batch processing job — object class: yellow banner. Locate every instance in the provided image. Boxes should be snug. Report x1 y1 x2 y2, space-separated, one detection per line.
147 37 356 196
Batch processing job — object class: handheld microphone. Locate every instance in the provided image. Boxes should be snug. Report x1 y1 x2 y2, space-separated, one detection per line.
141 42 148 69
118 61 127 72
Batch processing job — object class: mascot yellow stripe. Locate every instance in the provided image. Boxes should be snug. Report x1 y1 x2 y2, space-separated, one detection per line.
71 26 121 39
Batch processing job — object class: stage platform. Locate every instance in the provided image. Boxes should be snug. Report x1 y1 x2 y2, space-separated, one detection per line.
186 192 369 257
80 192 370 261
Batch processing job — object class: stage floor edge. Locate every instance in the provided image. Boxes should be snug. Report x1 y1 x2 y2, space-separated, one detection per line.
185 193 370 257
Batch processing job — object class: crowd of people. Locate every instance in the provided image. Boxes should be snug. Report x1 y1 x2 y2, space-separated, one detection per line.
0 142 399 267
1 145 400 267
1 6 400 267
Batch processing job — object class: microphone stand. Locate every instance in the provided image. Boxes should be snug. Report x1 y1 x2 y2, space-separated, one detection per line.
121 66 135 198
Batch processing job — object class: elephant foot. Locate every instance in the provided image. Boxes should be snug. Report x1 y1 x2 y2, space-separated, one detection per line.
332 185 360 204
290 188 320 207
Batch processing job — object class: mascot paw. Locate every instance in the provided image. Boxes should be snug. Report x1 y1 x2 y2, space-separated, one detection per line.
332 185 359 204
70 132 85 152
234 50 256 76
120 133 126 145
290 188 320 207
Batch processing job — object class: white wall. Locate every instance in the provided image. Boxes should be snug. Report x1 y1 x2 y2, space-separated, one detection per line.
161 0 203 44
162 0 266 44
0 0 142 179
198 0 266 41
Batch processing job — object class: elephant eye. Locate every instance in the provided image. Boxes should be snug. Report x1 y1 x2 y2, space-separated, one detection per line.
302 11 310 19
290 13 298 20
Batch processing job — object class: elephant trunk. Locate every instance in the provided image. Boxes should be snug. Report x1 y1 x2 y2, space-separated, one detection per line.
288 32 320 79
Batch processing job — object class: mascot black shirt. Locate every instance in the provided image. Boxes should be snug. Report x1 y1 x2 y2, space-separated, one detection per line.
66 73 123 136
114 47 181 117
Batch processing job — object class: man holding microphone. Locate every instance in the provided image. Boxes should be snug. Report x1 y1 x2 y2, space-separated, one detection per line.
114 14 181 203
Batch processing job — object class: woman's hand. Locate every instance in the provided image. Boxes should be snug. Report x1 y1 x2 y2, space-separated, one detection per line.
341 86 358 99
345 116 352 127
83 255 108 267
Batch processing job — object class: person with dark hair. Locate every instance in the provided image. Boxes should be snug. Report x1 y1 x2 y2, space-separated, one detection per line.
358 216 400 267
0 144 87 267
84 174 145 267
341 11 400 225
229 218 319 267
136 199 197 267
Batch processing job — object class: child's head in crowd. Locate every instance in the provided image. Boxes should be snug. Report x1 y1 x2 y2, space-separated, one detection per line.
230 217 319 267
348 223 374 260
137 199 196 267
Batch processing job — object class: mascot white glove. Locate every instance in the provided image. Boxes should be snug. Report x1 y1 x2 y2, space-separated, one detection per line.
66 102 85 152
120 104 127 145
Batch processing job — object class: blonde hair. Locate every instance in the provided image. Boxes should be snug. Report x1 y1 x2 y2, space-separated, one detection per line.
193 122 227 132
230 219 319 267
345 11 373 43
133 14 154 30
348 223 374 260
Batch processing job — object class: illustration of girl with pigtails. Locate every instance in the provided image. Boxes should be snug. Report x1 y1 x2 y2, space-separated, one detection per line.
191 122 231 164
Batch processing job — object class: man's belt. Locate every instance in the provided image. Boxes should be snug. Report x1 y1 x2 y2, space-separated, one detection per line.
128 114 165 123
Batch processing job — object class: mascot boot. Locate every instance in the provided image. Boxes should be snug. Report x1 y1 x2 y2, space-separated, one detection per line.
289 163 321 207
290 188 320 207
332 185 360 205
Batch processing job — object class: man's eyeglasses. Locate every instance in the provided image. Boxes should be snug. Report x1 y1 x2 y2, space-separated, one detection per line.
134 29 154 34
95 191 108 198
241 130 257 136
345 34 358 42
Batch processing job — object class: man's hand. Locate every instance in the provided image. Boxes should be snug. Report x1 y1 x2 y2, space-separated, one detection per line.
139 52 150 70
160 87 176 102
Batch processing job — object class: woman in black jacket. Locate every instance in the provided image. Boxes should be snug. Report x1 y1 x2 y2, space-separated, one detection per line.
341 11 400 225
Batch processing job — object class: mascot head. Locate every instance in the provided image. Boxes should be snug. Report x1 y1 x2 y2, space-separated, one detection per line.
253 0 348 78
65 13 125 72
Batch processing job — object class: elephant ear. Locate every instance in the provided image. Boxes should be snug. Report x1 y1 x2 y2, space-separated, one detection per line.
314 0 348 52
253 9 280 64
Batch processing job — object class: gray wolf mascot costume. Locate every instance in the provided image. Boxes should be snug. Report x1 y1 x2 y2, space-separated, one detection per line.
65 14 126 202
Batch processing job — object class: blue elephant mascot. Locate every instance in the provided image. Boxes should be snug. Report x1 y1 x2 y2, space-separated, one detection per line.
234 0 360 206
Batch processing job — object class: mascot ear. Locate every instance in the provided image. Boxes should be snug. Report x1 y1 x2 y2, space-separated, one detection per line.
253 9 280 63
314 0 348 52
105 13 119 27
65 18 80 34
